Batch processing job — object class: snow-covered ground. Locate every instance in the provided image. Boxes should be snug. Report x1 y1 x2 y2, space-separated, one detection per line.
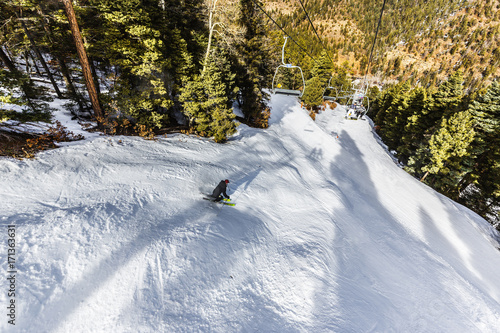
1 94 500 332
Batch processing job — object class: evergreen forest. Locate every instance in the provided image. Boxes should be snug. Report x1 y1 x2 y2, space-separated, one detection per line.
1 0 275 142
1 0 499 228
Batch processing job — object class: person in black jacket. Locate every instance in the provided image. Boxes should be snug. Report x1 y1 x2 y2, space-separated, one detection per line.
211 179 230 202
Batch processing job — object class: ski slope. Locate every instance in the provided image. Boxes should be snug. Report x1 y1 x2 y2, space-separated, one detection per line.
1 94 500 332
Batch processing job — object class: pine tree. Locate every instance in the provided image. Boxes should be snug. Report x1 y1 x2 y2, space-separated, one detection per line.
234 0 272 126
310 50 333 84
461 81 500 220
203 47 238 142
421 110 476 198
301 51 333 109
428 71 464 126
373 82 411 151
180 78 209 132
397 87 429 164
179 47 237 142
86 0 191 131
469 81 500 135
301 76 325 109
405 73 466 178
378 81 411 152
327 62 351 105
0 2 51 120
373 83 395 128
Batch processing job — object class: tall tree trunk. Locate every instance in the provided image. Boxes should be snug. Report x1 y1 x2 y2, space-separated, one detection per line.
24 50 42 77
0 46 19 75
456 171 473 199
61 0 104 121
0 45 37 110
90 58 101 95
57 57 86 113
21 49 39 77
20 20 63 98
83 35 101 97
37 5 85 113
23 50 31 74
29 51 42 76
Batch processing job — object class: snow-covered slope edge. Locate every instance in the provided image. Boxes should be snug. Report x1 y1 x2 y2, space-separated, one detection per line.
1 94 500 332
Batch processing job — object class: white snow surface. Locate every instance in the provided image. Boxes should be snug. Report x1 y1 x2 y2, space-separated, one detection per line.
2 94 500 332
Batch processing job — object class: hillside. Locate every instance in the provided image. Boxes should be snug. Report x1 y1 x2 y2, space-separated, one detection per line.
264 0 500 90
1 95 500 332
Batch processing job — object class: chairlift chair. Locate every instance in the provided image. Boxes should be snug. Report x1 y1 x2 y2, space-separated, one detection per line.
345 88 370 119
272 37 306 97
322 77 338 101
332 82 357 103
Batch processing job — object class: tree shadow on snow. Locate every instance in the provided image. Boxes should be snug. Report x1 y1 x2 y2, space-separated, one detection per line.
12 139 304 332
312 130 500 332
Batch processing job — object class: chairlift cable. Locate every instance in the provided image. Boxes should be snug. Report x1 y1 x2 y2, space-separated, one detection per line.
296 0 335 67
363 0 387 89
249 0 319 65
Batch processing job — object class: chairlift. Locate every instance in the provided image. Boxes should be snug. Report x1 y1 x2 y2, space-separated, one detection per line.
325 80 357 102
322 77 338 101
345 88 370 120
272 37 306 97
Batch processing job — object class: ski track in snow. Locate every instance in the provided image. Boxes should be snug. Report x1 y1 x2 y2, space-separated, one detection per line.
1 95 500 332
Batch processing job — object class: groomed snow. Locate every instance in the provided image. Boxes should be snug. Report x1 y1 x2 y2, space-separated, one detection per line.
1 94 500 332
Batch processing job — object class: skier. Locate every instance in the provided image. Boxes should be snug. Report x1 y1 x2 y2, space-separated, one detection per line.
210 179 230 202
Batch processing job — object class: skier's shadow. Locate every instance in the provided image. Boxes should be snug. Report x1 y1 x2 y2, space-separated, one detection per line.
230 168 262 193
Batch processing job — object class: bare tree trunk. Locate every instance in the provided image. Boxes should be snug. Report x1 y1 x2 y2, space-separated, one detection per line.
61 0 104 121
202 0 243 73
20 20 63 98
203 0 219 73
420 170 430 182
